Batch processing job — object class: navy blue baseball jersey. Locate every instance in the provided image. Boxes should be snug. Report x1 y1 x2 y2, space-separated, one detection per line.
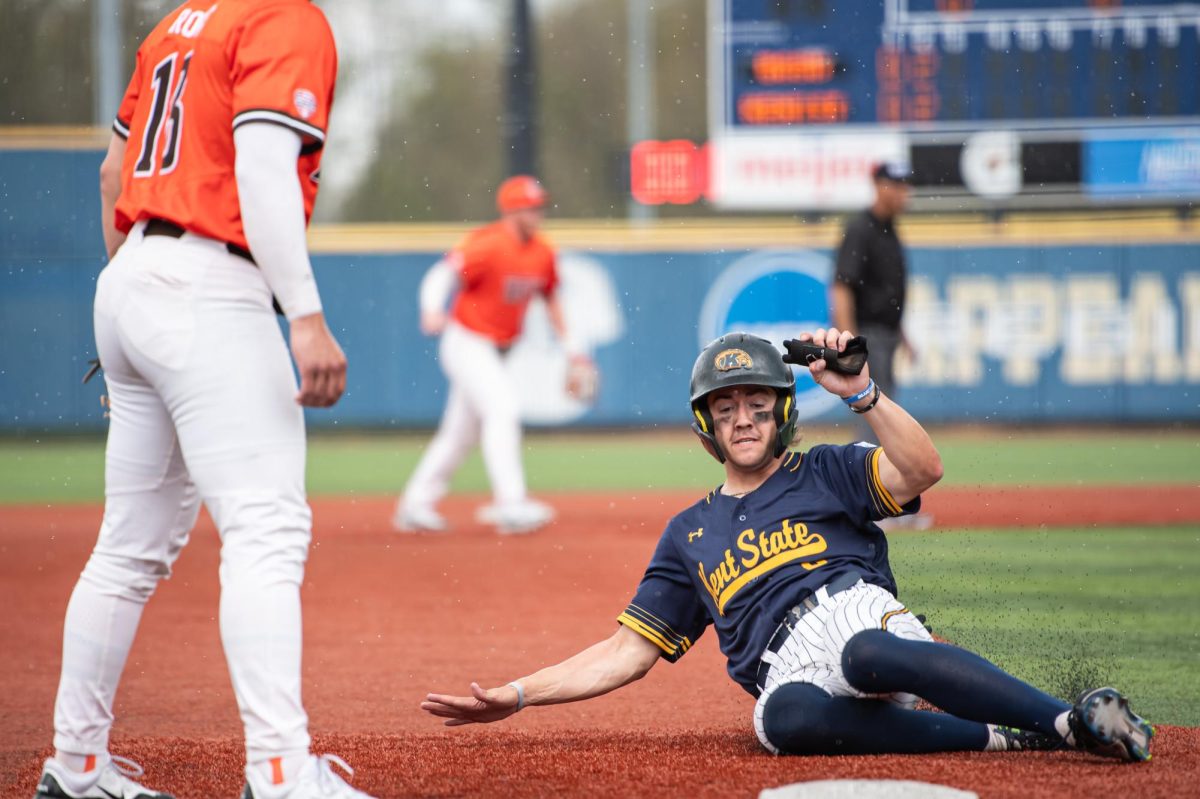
617 443 920 696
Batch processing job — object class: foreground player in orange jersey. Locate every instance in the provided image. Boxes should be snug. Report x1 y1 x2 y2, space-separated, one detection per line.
34 2 372 798
394 176 596 535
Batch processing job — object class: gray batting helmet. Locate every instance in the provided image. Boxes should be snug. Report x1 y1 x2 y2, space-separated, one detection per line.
689 333 797 463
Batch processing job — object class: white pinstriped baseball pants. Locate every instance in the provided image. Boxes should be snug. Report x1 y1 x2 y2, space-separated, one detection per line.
752 580 933 754
53 223 311 765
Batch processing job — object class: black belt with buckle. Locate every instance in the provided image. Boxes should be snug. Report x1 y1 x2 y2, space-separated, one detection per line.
755 570 863 695
143 218 256 264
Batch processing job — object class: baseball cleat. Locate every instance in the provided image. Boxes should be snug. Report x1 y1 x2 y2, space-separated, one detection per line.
478 499 555 534
33 755 174 798
392 505 448 534
1067 687 1154 762
989 725 1066 753
241 754 376 798
474 503 503 525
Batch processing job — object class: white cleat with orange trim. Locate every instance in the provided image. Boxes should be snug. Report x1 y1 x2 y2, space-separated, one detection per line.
33 755 173 799
241 754 376 799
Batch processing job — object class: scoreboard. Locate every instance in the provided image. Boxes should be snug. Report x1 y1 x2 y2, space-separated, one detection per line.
718 0 1200 132
707 0 1200 209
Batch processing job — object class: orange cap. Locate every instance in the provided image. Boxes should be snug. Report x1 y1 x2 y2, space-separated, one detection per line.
496 175 547 213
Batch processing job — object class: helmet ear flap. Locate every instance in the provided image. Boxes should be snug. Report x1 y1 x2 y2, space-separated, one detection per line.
691 403 726 463
772 390 796 457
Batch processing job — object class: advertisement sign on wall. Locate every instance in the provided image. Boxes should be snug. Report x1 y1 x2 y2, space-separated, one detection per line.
1084 132 1200 198
708 131 909 210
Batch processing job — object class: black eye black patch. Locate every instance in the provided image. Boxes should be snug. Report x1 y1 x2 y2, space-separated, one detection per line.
752 411 772 424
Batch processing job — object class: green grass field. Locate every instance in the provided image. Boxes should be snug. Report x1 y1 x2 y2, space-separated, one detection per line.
2 426 1198 504
890 527 1200 726
2 428 1198 724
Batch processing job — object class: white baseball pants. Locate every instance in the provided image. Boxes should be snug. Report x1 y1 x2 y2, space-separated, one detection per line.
752 580 933 753
402 320 526 510
53 223 312 765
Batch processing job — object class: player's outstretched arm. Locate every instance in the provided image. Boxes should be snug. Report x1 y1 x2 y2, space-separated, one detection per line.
799 327 942 506
421 625 661 726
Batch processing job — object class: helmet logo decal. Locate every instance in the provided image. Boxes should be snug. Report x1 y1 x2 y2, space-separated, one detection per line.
714 348 753 371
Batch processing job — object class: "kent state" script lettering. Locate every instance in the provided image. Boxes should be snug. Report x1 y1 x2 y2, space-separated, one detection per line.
697 520 828 615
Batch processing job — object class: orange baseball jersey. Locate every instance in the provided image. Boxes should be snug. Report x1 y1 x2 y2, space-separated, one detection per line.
450 221 558 346
112 0 337 249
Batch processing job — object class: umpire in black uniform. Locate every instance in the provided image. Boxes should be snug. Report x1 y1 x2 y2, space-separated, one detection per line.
832 161 913 408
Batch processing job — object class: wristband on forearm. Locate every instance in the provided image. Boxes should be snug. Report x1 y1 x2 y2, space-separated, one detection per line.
507 681 526 711
842 379 875 405
849 381 882 414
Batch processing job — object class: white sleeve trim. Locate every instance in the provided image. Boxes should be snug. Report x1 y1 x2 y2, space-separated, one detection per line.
233 109 325 144
233 122 323 320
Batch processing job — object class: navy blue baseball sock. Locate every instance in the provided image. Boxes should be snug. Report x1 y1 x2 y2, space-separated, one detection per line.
762 681 989 755
841 629 1070 735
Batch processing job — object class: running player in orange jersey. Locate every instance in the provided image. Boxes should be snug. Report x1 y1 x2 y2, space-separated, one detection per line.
34 2 373 798
394 176 594 535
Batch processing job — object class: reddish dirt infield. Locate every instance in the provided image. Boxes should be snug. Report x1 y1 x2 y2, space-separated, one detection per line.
2 486 1197 798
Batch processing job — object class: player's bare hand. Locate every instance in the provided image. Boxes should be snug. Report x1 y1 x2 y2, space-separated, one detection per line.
421 682 521 726
289 312 347 407
798 328 870 399
420 310 447 336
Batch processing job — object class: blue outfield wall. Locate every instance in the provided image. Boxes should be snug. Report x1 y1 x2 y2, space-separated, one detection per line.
2 153 1198 432
3 245 1198 433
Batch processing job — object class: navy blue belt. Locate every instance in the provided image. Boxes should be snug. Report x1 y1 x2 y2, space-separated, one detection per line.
755 570 863 695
